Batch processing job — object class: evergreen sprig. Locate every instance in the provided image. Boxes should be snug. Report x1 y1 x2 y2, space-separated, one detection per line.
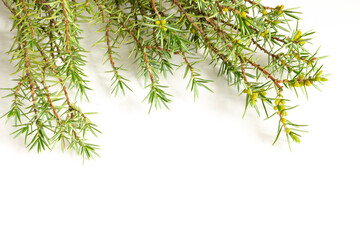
1 0 327 159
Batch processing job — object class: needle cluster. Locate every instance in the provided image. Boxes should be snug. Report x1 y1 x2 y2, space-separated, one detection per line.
1 0 327 159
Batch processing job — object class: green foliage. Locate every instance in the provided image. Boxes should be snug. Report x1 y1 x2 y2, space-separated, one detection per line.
0 0 327 159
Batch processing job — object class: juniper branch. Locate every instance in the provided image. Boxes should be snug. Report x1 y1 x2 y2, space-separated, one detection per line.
1 0 328 159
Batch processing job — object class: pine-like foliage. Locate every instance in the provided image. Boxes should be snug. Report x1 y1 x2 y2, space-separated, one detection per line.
1 0 327 159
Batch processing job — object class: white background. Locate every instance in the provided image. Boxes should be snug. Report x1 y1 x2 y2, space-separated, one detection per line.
1 0 360 239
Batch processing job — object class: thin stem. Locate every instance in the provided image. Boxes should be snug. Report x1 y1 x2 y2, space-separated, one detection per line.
60 0 71 54
22 0 35 37
245 0 274 10
244 55 283 89
151 0 161 18
1 0 15 15
24 43 38 117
